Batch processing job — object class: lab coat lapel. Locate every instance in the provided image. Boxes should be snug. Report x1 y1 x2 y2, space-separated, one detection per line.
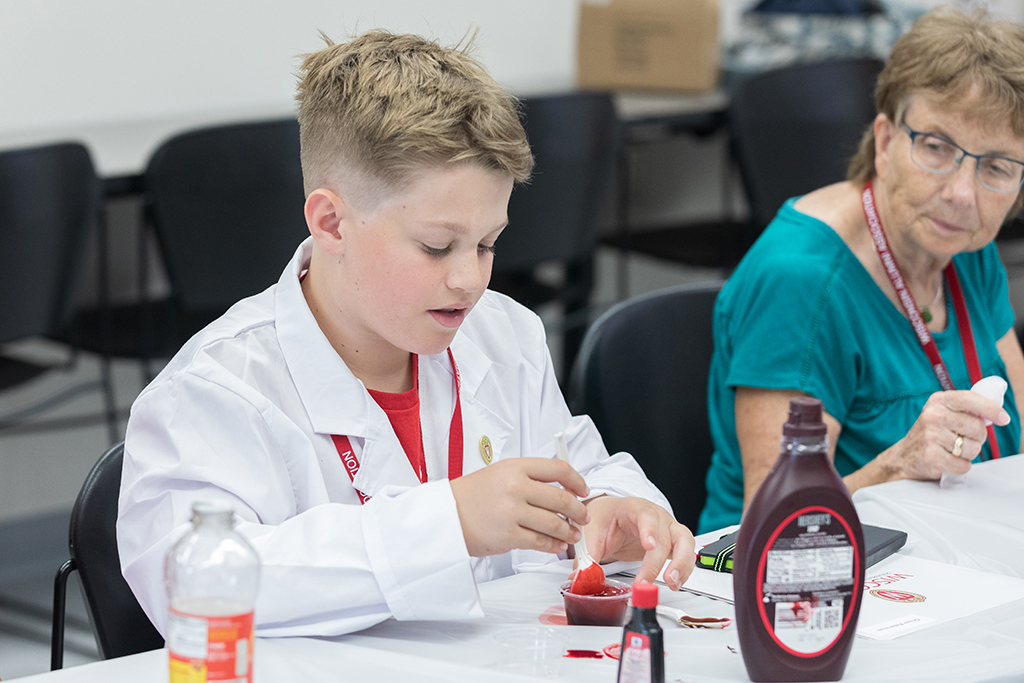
274 239 420 497
352 407 422 498
449 336 512 477
275 239 369 439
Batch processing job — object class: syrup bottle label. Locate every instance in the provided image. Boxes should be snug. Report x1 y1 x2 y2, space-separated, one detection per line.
755 506 861 657
618 631 652 683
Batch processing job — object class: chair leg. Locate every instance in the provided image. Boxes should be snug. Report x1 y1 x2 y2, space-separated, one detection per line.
52 559 77 671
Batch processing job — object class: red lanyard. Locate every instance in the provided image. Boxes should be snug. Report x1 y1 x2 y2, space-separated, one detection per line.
861 180 999 459
331 347 465 503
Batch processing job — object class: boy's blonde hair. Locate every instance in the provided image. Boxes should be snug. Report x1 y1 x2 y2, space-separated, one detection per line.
847 7 1024 214
296 30 534 208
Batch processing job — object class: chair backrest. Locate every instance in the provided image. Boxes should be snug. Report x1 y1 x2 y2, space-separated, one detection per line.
568 281 723 530
493 92 619 273
0 142 97 344
70 442 163 659
144 118 308 315
731 57 884 239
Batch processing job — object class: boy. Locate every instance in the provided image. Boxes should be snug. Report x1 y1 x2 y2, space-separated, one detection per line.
118 30 695 637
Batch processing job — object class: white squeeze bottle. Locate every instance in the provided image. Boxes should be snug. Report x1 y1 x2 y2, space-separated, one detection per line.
940 376 1008 490
165 501 260 683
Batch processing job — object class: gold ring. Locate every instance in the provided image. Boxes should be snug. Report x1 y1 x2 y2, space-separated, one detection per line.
952 435 964 458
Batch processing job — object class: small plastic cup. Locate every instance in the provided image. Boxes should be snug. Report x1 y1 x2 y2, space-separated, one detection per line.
494 626 569 679
560 578 632 626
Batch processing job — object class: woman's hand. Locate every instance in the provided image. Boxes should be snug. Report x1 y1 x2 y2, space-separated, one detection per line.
582 496 695 591
878 390 1010 481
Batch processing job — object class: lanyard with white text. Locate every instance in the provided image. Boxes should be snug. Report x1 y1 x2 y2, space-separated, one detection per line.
331 347 465 504
861 180 1000 459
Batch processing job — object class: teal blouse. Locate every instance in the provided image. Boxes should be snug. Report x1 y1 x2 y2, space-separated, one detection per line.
698 199 1020 534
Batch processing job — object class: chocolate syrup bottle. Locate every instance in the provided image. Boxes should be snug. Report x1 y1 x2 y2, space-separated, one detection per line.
734 397 865 682
616 582 664 683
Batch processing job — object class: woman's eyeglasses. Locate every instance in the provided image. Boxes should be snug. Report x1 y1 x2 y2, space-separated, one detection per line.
902 124 1024 194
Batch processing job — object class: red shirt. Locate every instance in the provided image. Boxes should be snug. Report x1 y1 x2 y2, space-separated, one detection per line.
367 356 427 483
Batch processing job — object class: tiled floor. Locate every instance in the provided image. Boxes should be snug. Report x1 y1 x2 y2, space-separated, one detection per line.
1 240 1022 679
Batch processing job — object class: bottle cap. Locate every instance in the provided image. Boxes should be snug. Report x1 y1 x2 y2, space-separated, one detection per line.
631 582 658 609
190 499 235 526
782 397 827 437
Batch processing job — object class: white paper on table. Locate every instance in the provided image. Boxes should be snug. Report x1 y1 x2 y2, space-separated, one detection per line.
677 551 1024 641
857 553 1024 639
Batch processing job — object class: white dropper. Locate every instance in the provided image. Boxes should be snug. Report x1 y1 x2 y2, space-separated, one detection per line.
940 376 1008 490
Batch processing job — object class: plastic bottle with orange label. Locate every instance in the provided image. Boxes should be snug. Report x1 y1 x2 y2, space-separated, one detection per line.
734 397 865 682
165 501 260 683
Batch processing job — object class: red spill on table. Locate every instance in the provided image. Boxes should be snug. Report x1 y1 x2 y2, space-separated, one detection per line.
538 605 568 626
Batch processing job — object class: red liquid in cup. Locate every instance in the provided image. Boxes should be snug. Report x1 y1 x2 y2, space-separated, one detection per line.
560 580 631 626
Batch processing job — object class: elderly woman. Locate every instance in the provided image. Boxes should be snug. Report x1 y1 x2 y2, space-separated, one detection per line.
699 7 1024 534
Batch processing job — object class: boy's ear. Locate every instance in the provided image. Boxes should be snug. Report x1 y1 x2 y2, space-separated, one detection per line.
304 189 348 256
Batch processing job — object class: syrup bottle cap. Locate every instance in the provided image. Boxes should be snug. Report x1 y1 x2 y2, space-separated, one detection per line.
783 397 827 437
631 582 659 609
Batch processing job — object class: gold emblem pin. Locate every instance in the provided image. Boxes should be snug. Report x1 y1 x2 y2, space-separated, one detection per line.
479 435 493 465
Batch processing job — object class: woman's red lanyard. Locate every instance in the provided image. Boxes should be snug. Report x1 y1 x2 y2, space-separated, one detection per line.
331 348 465 503
861 179 1000 459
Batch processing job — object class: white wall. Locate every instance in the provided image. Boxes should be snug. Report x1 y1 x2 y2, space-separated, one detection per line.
0 0 579 136
2 0 1020 140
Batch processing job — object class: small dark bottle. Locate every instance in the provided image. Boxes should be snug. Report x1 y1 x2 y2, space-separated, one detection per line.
734 397 865 682
616 582 664 683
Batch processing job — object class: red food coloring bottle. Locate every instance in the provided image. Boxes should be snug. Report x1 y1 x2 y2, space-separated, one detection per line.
616 582 664 683
734 397 865 681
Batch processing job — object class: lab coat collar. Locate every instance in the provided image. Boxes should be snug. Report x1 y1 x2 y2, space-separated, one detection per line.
275 238 372 438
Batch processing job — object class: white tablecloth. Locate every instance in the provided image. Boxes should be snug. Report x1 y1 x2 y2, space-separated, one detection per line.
17 457 1024 683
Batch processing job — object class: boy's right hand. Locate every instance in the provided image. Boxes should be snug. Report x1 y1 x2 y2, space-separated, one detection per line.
450 458 591 557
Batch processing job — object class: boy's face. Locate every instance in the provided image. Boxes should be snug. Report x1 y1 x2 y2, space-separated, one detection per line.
337 163 514 358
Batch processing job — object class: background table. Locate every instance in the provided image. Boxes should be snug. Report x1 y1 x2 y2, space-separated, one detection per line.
17 456 1024 682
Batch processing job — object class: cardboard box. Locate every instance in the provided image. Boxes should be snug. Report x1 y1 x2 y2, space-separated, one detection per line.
577 0 720 92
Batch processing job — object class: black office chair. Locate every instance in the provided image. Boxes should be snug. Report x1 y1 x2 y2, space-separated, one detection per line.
0 142 117 442
568 281 723 530
87 118 308 378
615 57 884 269
488 92 619 380
52 441 163 669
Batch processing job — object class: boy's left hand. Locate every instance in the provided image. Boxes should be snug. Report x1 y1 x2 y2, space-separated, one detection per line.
583 496 695 591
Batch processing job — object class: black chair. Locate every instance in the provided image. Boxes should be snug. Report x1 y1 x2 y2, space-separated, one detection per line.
488 92 619 379
612 58 884 269
0 142 117 442
85 118 309 379
52 442 163 669
568 281 723 530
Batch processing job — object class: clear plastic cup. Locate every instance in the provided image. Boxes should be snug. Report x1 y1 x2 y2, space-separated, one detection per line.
494 626 569 678
560 578 632 626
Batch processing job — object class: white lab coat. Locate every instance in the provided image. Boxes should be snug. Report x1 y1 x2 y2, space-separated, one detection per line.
118 238 671 638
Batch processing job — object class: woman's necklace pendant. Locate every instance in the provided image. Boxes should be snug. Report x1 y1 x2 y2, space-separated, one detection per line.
922 306 933 324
